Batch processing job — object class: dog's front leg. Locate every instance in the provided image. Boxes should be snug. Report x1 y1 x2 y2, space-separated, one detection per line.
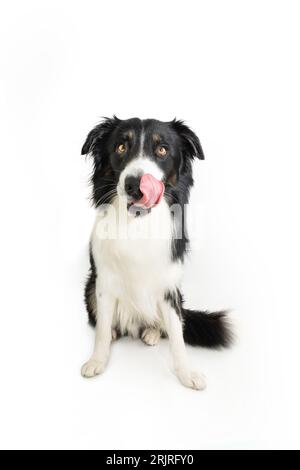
81 288 115 378
160 299 206 390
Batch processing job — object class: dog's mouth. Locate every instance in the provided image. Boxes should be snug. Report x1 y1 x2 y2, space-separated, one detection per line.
127 201 151 217
126 174 165 217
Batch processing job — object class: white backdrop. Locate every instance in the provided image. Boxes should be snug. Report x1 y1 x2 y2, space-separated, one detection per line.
0 0 299 450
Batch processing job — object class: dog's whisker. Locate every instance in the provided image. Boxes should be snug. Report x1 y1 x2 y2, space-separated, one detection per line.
95 189 118 206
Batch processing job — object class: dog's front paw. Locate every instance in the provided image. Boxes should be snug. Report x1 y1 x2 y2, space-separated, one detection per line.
176 368 206 391
81 359 106 378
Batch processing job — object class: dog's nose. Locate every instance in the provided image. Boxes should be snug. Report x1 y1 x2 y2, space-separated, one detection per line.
125 175 143 200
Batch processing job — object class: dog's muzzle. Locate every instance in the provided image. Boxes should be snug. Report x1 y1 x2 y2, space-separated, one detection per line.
125 175 143 201
125 174 165 216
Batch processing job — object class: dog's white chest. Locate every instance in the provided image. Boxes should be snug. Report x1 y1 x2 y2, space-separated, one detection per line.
91 200 182 334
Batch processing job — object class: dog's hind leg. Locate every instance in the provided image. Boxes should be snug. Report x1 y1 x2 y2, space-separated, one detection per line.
84 248 97 326
141 328 161 346
84 271 97 326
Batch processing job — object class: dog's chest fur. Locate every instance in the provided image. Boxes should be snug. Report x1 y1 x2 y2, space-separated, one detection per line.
91 199 182 336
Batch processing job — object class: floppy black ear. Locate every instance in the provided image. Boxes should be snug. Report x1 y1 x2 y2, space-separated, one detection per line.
81 116 120 155
171 119 205 160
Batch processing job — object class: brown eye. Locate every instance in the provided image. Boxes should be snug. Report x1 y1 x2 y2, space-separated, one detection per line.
156 146 167 158
116 143 126 154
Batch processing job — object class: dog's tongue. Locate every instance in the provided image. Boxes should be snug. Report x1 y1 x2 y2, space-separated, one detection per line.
134 174 165 209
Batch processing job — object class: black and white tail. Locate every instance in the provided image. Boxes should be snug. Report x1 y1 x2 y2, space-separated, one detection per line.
182 308 233 348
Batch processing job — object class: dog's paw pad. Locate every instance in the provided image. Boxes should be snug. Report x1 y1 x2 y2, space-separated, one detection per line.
177 369 206 391
81 359 105 378
141 328 161 346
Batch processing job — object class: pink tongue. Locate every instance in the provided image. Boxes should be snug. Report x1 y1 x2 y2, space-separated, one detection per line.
134 174 165 209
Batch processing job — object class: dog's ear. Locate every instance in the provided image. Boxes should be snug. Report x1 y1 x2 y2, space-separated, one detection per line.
171 119 204 160
81 116 120 156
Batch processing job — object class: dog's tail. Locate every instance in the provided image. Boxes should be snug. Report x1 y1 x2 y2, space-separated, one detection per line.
182 308 233 348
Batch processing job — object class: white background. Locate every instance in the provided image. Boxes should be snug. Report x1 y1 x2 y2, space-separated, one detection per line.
0 0 299 450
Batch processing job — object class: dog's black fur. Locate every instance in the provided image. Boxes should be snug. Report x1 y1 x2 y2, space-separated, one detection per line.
82 117 232 348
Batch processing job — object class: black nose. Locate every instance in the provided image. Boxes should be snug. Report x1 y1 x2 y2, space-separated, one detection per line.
125 175 143 200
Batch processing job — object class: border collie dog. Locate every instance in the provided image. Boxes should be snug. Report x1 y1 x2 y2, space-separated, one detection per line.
81 117 232 390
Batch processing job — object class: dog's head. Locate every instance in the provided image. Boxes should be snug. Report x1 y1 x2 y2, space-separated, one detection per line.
82 116 204 210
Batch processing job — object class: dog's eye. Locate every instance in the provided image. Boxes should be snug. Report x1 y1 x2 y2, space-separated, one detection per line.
116 143 127 154
156 146 167 158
